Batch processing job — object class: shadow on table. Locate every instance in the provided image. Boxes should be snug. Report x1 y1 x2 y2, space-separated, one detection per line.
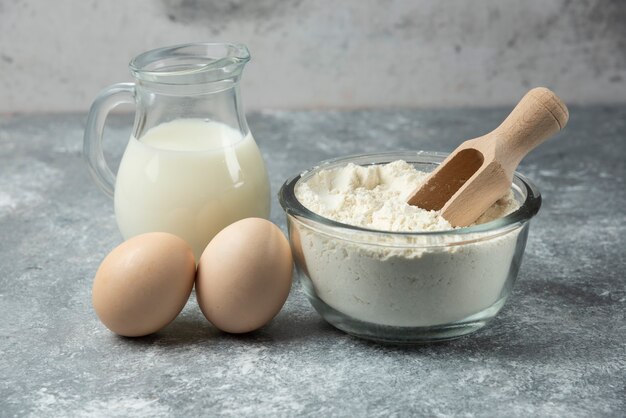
114 281 607 357
115 307 336 347
343 313 581 360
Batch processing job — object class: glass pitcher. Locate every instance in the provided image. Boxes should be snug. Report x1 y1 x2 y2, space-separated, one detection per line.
83 43 271 260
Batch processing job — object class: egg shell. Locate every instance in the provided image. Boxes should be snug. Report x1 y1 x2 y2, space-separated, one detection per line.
195 218 293 333
92 232 196 337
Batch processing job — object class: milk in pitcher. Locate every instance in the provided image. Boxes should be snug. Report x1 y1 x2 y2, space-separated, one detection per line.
114 118 271 259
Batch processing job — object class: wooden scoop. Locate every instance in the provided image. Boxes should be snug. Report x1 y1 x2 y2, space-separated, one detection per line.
407 87 568 227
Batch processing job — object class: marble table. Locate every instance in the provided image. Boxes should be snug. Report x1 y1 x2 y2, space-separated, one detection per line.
1 107 624 417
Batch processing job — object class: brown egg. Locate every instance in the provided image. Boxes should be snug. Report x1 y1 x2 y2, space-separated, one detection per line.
92 232 196 337
196 218 293 333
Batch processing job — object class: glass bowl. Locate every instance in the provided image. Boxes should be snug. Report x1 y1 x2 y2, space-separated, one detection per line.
278 151 541 344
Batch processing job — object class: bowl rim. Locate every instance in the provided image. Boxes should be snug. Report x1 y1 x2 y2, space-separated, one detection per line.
278 151 541 239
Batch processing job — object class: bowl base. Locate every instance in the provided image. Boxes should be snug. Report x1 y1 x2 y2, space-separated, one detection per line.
305 286 508 344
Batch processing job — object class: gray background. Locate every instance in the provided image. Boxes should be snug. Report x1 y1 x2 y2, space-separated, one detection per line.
1 0 625 113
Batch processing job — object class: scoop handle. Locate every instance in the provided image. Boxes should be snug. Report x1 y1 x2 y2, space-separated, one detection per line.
490 87 568 171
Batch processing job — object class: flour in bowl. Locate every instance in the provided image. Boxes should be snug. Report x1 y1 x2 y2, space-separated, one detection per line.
290 160 526 328
295 160 519 232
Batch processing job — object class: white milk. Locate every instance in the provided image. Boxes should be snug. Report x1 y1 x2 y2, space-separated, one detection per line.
114 119 270 260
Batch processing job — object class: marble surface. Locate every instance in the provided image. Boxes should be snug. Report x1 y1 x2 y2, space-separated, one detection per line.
0 108 624 417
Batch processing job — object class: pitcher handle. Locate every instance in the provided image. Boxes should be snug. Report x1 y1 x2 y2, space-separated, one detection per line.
83 83 136 198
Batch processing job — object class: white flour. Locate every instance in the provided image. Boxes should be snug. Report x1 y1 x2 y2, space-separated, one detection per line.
296 160 518 232
293 160 524 327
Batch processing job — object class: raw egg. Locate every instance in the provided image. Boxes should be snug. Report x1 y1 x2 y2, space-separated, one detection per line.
92 232 196 337
195 218 293 333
